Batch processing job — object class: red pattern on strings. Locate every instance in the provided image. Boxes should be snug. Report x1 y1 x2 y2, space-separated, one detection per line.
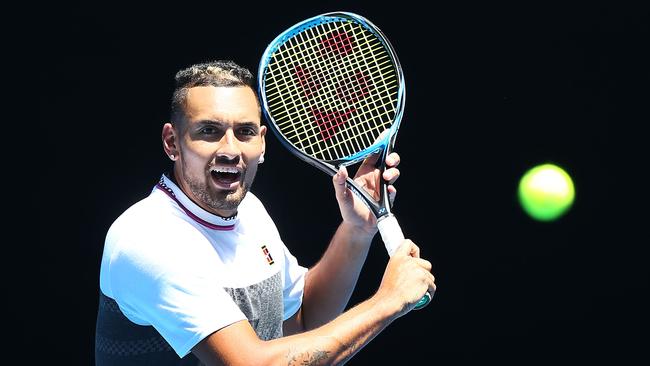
319 31 355 58
293 31 367 141
293 65 322 98
311 108 356 140
337 71 373 104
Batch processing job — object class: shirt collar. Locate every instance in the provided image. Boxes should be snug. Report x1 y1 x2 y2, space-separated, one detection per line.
155 174 238 230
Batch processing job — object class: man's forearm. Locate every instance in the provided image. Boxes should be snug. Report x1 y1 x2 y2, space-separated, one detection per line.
301 221 376 329
195 294 400 366
279 294 397 366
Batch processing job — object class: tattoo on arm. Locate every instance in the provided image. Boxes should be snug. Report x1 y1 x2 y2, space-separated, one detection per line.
286 349 331 366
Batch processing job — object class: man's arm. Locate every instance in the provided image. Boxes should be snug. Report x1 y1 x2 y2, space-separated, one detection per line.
195 292 392 366
285 152 402 332
193 240 435 366
296 222 375 331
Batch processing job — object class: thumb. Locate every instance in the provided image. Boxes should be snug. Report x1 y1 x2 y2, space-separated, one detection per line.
332 166 350 201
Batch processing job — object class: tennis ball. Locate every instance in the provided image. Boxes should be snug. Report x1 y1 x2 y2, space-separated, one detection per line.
518 163 575 221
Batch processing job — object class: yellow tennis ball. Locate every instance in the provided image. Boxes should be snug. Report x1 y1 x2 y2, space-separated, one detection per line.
518 163 575 221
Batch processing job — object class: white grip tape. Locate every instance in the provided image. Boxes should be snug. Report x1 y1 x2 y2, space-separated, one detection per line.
377 215 405 257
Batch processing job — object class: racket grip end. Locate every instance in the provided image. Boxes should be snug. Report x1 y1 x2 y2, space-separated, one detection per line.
414 292 432 310
377 214 404 256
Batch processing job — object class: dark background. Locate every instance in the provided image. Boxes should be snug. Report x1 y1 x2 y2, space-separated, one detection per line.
34 1 648 364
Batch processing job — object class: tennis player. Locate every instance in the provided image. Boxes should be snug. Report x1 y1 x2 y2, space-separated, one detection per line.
95 60 435 366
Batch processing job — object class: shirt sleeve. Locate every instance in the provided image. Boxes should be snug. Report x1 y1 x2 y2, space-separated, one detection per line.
280 243 309 320
104 222 247 357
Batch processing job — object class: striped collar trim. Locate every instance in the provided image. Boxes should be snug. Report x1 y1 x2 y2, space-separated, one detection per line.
155 174 237 231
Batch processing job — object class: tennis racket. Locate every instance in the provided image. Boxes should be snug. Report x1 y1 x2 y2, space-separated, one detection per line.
258 12 431 310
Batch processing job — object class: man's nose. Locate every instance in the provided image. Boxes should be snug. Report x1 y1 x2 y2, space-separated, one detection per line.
216 129 241 162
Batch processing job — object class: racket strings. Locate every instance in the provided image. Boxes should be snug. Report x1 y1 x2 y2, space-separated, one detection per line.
272 23 393 149
268 22 382 156
269 25 393 159
308 22 395 159
268 23 381 106
264 19 399 161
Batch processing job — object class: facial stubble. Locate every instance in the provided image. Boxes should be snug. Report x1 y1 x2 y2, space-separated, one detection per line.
182 158 258 215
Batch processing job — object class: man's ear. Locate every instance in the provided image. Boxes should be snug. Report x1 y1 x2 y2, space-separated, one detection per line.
259 125 267 164
162 123 178 161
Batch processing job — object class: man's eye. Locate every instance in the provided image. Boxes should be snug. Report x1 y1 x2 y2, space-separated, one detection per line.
239 128 256 136
201 127 217 134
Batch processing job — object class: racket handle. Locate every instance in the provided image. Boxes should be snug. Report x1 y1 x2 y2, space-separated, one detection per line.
377 214 432 310
377 214 405 256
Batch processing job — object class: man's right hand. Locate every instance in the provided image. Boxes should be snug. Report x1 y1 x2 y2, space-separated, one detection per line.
375 239 436 317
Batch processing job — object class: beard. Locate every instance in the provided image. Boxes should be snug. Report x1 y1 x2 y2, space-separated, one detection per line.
187 178 245 213
181 161 256 215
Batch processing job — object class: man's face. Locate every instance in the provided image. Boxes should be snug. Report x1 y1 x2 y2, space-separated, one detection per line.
174 86 266 217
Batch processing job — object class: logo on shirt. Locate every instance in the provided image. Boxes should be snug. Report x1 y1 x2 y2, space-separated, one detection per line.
261 245 274 265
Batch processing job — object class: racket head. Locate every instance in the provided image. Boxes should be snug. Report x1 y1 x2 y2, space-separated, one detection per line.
258 12 405 170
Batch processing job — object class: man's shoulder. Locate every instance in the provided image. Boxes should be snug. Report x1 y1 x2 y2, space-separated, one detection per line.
111 188 165 219
106 189 188 240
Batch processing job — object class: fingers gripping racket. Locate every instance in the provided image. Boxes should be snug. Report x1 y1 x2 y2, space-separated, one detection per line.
258 12 431 310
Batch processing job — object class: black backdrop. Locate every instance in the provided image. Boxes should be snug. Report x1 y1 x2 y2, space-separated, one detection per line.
34 1 648 364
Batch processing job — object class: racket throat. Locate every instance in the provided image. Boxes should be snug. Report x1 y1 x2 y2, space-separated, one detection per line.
343 173 390 218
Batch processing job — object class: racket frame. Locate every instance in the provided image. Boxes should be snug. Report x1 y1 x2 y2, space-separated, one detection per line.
258 11 406 220
259 12 431 310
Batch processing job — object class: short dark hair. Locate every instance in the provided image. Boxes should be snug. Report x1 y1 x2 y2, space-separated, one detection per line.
170 60 259 127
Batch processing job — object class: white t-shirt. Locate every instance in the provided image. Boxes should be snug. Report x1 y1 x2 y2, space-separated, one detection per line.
99 174 307 357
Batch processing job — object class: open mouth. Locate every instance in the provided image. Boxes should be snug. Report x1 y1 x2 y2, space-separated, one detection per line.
210 167 242 187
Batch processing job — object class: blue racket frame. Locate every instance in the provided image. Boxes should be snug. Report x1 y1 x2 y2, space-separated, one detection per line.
258 11 406 219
